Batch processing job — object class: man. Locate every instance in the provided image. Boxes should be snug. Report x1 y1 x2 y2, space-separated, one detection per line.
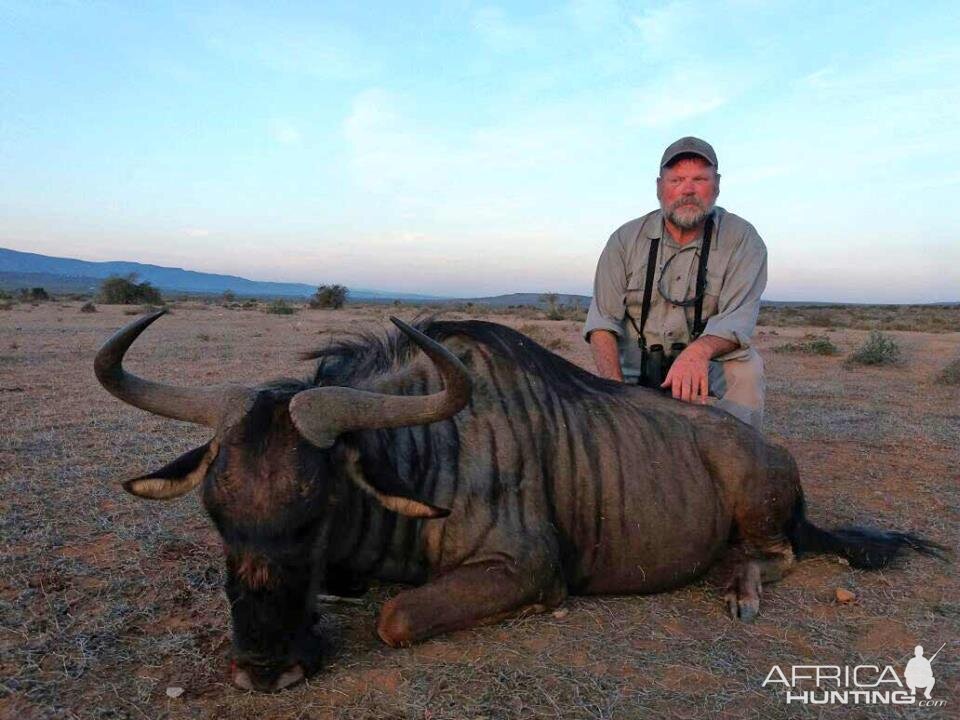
583 137 767 429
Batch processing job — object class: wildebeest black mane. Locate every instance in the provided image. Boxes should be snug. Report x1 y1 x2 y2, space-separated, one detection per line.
304 319 624 397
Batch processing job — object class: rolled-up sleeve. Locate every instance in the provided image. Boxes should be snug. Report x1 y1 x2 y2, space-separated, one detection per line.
702 230 767 350
583 231 628 342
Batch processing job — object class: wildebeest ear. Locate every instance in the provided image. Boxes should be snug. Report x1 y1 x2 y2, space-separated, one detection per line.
343 447 450 519
123 440 219 500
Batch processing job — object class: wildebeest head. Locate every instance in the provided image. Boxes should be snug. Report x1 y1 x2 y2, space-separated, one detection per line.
94 310 471 692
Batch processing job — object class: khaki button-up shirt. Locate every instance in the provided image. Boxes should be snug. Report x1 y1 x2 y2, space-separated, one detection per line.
583 207 767 381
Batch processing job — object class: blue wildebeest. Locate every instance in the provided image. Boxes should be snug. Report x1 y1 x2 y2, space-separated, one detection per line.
95 310 944 692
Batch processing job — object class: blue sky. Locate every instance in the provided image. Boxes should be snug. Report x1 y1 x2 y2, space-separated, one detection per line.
1 0 958 301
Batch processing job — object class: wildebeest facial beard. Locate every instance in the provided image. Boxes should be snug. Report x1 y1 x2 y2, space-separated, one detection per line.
225 551 323 692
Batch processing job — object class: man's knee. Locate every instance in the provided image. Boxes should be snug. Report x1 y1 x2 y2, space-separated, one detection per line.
709 349 765 430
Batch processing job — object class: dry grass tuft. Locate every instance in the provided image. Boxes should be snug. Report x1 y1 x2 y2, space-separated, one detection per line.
771 334 839 356
937 356 960 385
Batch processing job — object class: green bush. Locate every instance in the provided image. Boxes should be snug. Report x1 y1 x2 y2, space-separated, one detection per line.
846 331 902 366
18 287 50 302
99 275 163 305
938 357 960 385
540 292 584 321
309 284 348 310
80 301 97 313
772 335 839 355
265 299 297 315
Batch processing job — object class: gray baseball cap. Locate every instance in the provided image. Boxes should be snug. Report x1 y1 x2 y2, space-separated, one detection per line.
660 136 718 170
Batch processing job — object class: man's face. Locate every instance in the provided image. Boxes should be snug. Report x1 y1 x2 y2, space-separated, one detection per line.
656 157 720 230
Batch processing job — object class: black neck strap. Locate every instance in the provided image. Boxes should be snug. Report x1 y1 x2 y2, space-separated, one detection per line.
692 214 714 338
634 237 659 348
627 213 715 346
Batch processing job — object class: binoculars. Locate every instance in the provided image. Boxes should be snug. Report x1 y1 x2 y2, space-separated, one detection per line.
638 342 687 389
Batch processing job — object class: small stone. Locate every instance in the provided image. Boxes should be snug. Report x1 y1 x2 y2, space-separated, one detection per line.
165 686 185 699
552 608 569 619
835 588 856 604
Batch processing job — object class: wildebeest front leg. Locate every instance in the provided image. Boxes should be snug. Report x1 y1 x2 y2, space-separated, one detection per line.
376 560 566 647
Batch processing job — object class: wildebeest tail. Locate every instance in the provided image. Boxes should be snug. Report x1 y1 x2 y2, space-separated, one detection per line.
786 495 948 570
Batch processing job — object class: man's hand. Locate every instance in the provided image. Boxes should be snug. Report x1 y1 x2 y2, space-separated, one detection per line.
660 335 739 403
660 343 711 403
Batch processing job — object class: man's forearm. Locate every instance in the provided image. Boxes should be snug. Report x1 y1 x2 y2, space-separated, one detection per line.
589 330 624 381
686 334 739 360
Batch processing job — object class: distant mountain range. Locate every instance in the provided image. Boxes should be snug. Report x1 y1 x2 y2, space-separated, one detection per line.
0 247 441 302
2 247 955 308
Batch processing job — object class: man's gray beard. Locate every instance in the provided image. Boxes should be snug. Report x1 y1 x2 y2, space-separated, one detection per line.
663 200 712 230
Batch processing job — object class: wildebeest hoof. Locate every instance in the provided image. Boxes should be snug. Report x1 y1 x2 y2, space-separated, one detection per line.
724 561 762 622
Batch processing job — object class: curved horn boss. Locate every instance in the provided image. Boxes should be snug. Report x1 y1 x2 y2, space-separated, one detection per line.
288 317 473 449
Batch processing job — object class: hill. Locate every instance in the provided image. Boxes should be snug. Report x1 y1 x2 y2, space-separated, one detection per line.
0 247 440 301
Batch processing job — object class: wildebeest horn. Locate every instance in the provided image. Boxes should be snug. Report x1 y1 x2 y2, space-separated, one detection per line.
289 317 472 449
94 309 252 427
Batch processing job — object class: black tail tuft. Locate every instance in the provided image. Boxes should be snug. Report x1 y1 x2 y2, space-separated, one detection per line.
787 497 949 570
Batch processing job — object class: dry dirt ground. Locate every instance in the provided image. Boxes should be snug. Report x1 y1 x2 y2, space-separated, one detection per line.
2 302 958 720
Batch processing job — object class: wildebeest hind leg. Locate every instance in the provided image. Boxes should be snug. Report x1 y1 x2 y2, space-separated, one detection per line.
724 445 801 621
376 560 566 647
723 542 795 622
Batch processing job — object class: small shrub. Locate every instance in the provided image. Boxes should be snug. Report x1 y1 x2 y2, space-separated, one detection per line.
539 292 585 321
222 290 236 303
197 333 211 342
846 331 902 366
772 335 839 356
80 302 97 313
309 285 348 310
99 274 163 305
265 299 296 315
18 287 50 302
937 357 960 386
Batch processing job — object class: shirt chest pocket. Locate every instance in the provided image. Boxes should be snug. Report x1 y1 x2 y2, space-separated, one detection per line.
701 267 722 318
624 259 653 313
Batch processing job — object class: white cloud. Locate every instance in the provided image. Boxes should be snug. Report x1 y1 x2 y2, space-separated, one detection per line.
631 1 702 59
191 6 375 80
268 119 302 145
471 5 539 52
565 0 621 34
182 227 211 238
626 65 730 127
